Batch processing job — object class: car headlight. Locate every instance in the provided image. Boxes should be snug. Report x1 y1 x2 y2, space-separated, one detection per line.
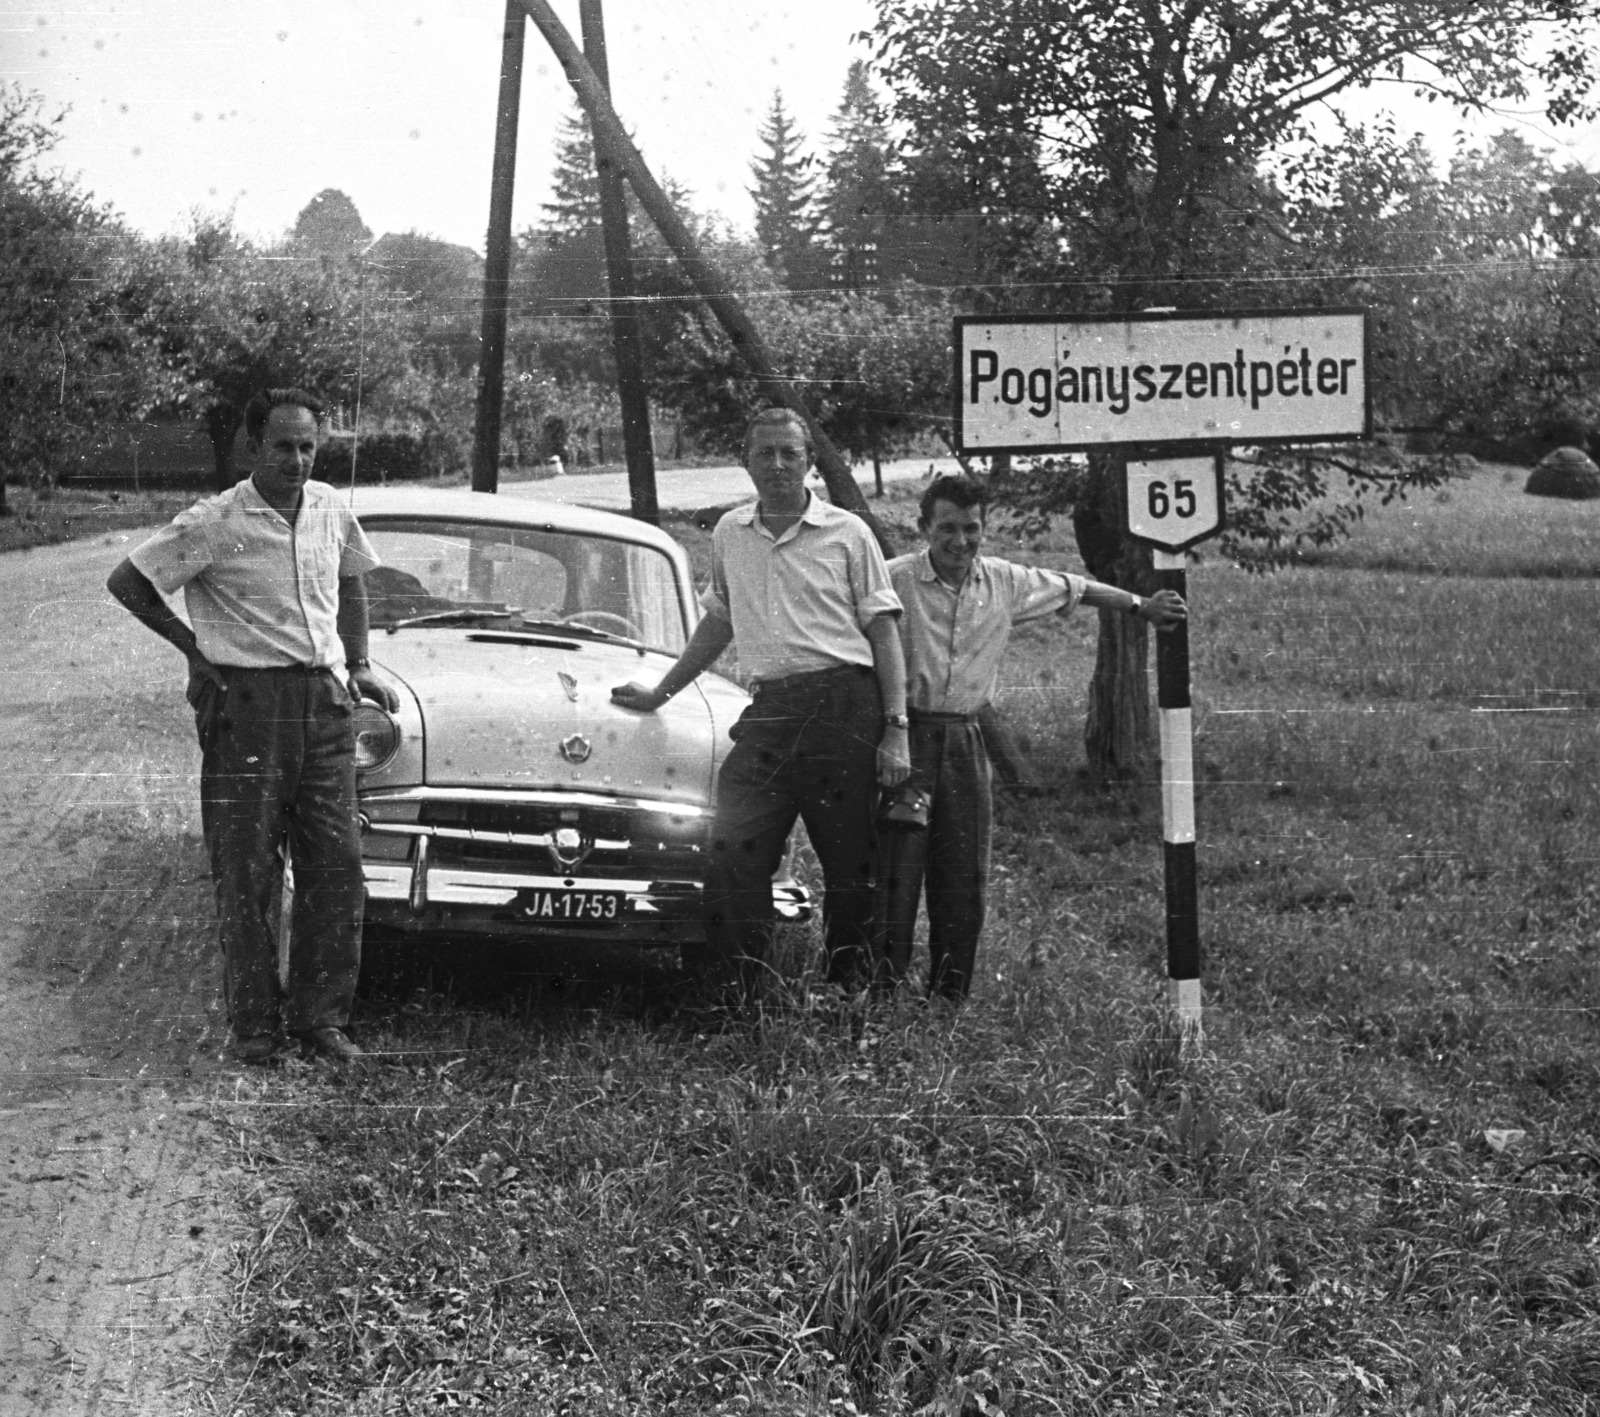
353 702 402 772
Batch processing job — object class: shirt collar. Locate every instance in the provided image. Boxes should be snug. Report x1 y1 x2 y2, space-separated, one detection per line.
242 473 310 527
736 490 822 540
916 546 987 590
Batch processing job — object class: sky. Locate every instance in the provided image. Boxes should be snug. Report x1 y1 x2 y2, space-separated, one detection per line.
3 0 1599 256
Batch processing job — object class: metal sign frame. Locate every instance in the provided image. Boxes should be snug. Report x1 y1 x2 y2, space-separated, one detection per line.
952 307 1372 455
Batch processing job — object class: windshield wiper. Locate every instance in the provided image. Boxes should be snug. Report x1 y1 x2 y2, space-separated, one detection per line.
384 608 516 633
509 617 647 649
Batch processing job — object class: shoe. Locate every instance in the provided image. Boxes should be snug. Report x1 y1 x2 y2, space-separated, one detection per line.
295 1026 366 1064
230 1034 278 1065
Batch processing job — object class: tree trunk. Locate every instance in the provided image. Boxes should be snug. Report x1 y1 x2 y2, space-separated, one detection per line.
206 403 243 492
1082 602 1153 778
1074 449 1156 777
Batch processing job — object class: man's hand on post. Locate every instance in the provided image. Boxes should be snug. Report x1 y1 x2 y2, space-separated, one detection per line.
878 725 911 787
1142 590 1188 631
611 682 668 713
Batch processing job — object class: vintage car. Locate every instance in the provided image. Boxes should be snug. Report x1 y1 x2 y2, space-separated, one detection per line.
335 486 809 956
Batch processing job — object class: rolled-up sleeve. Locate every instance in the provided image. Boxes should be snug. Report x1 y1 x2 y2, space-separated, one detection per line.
698 527 732 624
848 525 902 629
129 507 214 595
1008 565 1084 623
340 514 382 577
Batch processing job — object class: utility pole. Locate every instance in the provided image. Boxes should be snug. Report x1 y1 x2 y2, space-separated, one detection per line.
472 1 526 494
579 0 659 524
512 0 888 548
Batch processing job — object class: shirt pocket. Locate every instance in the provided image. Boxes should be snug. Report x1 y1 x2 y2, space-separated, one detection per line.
299 515 345 596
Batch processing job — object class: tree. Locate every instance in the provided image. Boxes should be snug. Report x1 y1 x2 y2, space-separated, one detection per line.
750 90 821 289
514 104 778 435
150 214 409 488
364 231 484 384
290 188 371 261
650 285 951 465
540 109 604 243
0 85 184 509
869 0 1597 773
365 231 483 311
821 60 898 290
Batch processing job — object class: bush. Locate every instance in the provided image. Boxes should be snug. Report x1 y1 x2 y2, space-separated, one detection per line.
314 428 464 485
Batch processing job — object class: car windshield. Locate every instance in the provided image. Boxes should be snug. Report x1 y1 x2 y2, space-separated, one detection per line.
361 517 690 655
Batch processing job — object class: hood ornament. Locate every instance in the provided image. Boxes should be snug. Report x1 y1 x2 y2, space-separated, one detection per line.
558 670 579 702
559 733 592 764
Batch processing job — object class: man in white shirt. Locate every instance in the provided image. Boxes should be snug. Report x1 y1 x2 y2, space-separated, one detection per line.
883 475 1185 998
107 388 398 1064
612 408 911 995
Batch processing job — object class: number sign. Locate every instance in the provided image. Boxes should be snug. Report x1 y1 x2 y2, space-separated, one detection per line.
1125 455 1224 552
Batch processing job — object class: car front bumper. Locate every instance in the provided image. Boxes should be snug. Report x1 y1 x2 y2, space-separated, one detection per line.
357 789 811 946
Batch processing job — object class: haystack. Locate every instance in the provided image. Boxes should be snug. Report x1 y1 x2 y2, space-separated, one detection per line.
1526 446 1600 499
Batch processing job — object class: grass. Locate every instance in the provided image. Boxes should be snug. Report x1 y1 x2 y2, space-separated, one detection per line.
186 463 1600 1413
0 483 199 553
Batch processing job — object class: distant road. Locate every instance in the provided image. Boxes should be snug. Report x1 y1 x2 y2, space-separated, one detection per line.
496 455 969 515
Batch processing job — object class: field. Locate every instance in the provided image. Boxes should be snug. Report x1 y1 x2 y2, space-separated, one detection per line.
206 465 1600 1415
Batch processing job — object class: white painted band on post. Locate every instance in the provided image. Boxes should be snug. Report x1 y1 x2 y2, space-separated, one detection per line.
1152 549 1187 572
1159 707 1195 843
1168 975 1202 1021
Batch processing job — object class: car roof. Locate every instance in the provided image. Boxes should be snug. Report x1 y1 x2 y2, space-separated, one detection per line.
345 485 686 558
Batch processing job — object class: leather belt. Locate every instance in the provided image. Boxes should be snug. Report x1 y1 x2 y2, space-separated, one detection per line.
751 663 870 697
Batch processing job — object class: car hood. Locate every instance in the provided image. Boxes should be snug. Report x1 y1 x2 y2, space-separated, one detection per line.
372 628 746 805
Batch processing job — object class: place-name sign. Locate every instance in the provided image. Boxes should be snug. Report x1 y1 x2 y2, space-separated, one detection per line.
953 309 1369 454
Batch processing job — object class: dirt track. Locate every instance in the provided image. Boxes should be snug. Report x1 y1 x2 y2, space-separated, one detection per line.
0 528 238 1415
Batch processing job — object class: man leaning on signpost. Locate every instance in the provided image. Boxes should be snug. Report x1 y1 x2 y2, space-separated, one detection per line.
879 475 1186 1000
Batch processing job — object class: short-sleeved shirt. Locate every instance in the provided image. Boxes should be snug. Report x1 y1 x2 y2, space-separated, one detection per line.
699 494 902 683
130 477 380 670
889 548 1085 715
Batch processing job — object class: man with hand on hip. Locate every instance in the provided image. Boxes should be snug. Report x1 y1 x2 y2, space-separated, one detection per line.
107 388 398 1064
612 408 910 996
882 475 1186 999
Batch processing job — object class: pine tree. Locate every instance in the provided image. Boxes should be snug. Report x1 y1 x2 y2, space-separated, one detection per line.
539 109 604 242
749 90 818 287
821 61 896 287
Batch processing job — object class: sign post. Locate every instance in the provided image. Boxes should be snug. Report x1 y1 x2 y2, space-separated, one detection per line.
952 309 1370 1041
1124 454 1222 1040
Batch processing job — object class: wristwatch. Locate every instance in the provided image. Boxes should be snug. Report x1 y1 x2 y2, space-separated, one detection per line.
883 713 911 729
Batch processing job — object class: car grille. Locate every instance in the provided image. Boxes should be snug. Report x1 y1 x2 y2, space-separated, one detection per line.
417 798 706 877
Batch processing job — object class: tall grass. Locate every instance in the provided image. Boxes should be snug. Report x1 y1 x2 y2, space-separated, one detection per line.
213 465 1600 1414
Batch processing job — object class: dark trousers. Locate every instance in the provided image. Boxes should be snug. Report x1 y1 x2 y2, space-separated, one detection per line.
700 665 882 993
878 716 992 999
192 666 365 1037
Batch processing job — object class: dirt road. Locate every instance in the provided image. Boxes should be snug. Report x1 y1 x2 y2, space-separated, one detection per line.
0 528 238 1415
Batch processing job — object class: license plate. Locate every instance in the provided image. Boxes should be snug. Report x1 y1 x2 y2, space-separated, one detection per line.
516 889 625 922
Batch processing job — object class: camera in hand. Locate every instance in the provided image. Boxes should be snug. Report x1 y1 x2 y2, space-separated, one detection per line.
878 783 931 832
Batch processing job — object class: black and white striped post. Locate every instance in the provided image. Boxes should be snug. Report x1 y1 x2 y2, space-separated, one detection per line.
1154 546 1200 1033
1126 454 1225 1043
